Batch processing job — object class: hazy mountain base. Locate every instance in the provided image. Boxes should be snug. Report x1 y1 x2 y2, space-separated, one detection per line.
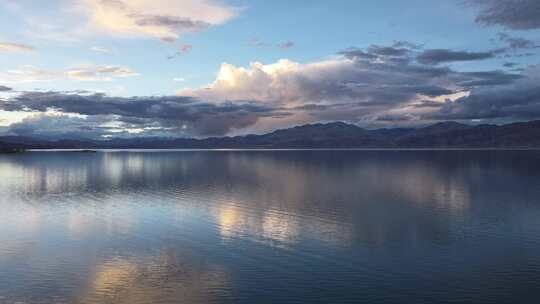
2 120 540 150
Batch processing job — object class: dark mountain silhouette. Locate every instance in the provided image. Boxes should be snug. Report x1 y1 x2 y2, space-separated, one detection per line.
2 120 540 150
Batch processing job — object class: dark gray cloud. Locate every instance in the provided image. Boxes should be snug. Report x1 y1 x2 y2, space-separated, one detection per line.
509 53 535 58
375 113 415 122
454 70 523 86
0 85 12 92
416 49 498 65
7 115 115 139
367 45 410 57
131 14 209 42
321 45 463 109
289 44 531 124
503 62 519 68
134 15 209 31
0 92 288 137
469 0 540 30
497 33 538 50
425 64 540 121
278 41 295 49
392 41 423 49
336 44 516 96
339 41 417 61
338 47 378 61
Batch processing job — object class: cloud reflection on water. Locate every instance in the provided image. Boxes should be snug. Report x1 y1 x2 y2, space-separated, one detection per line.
1 151 540 303
80 249 229 304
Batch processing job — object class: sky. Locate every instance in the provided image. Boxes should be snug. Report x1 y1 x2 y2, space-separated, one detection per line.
0 0 539 139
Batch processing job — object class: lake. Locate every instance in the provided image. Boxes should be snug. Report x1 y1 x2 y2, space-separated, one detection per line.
1 150 540 303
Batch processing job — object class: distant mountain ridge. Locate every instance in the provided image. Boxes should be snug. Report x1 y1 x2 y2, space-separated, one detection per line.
2 120 540 150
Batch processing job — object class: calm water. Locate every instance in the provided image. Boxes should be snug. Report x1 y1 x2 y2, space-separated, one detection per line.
1 150 540 304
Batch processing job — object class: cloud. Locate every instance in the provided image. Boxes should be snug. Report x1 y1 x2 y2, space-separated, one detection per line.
0 85 12 92
337 47 378 61
454 70 522 86
496 32 538 50
468 0 540 30
6 113 114 139
90 46 114 53
503 62 519 68
0 42 534 138
0 65 138 83
178 43 528 129
78 0 237 42
0 91 287 137
0 42 35 53
393 41 423 49
425 64 540 121
250 39 295 49
178 44 193 54
167 43 194 59
249 38 268 47
412 100 447 108
339 41 421 62
416 49 498 65
367 45 410 57
278 41 295 49
66 65 139 80
180 45 503 108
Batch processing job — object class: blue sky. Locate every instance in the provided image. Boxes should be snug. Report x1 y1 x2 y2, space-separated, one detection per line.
0 0 539 138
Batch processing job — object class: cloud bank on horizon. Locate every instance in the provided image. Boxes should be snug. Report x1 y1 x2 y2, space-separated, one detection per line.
0 0 539 139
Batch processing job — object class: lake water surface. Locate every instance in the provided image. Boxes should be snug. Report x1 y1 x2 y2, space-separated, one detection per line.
1 150 540 303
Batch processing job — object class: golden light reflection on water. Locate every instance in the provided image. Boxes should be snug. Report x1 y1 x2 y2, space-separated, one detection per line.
217 204 242 240
261 210 300 244
365 162 472 215
214 201 353 248
91 259 137 295
81 249 229 304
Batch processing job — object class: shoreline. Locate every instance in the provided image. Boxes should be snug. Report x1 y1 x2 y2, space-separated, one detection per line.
23 147 540 152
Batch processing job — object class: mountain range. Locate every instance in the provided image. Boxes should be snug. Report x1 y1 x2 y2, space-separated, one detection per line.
2 120 540 150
